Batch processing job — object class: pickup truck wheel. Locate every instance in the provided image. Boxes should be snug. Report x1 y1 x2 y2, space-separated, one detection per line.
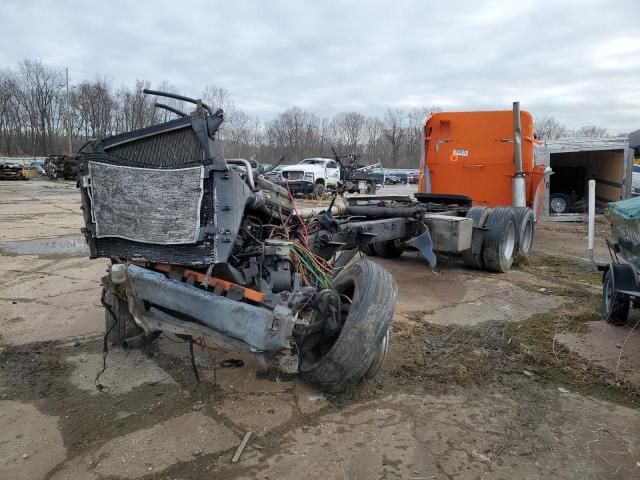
550 193 570 214
373 239 404 258
313 183 325 199
367 182 376 194
103 290 142 346
299 259 397 392
602 268 630 325
462 206 490 269
482 207 517 273
513 207 535 255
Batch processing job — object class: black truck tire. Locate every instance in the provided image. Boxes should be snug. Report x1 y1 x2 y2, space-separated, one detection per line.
602 268 630 325
550 193 570 214
367 181 377 194
363 329 389 379
462 206 491 269
513 206 535 255
313 183 325 199
482 207 517 273
372 239 405 258
300 259 397 392
103 290 142 346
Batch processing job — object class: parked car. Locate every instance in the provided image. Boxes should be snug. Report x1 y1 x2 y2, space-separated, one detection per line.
264 166 283 182
384 175 402 185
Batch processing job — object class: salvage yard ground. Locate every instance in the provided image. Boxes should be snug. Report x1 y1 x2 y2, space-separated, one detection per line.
1 180 639 479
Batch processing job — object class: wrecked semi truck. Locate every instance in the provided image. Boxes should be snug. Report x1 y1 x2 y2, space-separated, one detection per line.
418 106 547 266
77 90 531 391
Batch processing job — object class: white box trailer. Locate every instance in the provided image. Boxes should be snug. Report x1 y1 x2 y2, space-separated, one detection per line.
535 138 634 216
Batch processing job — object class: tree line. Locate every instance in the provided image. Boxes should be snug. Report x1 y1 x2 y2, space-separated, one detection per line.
533 116 609 141
0 59 611 168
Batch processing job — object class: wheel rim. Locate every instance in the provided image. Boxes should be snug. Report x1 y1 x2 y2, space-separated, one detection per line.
551 197 566 213
502 222 516 259
604 274 614 316
521 220 533 252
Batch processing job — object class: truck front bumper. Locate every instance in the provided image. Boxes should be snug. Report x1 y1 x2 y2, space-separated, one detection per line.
122 265 294 352
282 181 315 195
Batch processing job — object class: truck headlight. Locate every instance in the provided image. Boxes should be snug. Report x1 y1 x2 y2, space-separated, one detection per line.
304 172 314 181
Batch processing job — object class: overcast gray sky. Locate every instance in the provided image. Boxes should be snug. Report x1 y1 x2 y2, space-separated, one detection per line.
1 0 638 132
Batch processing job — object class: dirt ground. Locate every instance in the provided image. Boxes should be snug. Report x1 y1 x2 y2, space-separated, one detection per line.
1 180 639 480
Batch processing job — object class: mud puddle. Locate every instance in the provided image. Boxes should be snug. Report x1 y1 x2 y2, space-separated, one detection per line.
0 235 88 257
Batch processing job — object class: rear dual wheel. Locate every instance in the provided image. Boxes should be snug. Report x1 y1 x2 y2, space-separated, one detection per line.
513 207 535 255
462 206 491 269
463 206 534 273
482 207 517 273
373 239 405 258
360 239 405 258
360 243 377 256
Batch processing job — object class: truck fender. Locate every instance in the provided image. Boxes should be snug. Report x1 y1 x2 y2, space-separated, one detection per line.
603 263 638 293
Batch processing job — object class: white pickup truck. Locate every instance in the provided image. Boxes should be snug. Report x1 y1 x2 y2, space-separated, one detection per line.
280 158 340 198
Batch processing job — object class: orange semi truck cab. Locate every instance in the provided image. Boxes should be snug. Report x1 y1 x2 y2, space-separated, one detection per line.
418 110 547 218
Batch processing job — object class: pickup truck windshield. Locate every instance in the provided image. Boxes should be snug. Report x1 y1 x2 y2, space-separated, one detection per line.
301 159 326 165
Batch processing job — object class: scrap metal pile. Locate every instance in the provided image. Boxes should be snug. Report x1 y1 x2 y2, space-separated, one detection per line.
44 154 78 180
77 89 531 392
0 163 27 180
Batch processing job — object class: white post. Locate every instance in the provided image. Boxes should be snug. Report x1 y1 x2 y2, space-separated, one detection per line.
588 179 596 261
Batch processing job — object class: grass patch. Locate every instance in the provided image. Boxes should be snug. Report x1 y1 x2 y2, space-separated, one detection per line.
507 298 600 361
521 253 602 286
506 294 640 408
537 367 639 409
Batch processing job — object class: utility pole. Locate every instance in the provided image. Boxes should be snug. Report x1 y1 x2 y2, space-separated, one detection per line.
66 67 72 153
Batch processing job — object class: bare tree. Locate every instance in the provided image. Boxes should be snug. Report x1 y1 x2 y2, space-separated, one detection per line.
576 125 608 138
267 107 319 162
201 85 234 112
317 117 332 157
383 108 406 167
71 77 114 140
226 110 252 157
331 111 365 153
1 57 619 168
14 60 65 154
535 116 567 140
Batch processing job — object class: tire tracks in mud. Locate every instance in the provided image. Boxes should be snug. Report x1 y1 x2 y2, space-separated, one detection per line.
0 258 93 289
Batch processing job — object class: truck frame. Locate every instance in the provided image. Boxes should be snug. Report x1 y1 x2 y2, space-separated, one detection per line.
77 89 533 392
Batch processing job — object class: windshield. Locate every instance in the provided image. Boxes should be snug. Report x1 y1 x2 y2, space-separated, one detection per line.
300 159 327 165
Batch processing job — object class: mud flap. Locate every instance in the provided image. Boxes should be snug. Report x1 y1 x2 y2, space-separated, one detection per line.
406 229 437 268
